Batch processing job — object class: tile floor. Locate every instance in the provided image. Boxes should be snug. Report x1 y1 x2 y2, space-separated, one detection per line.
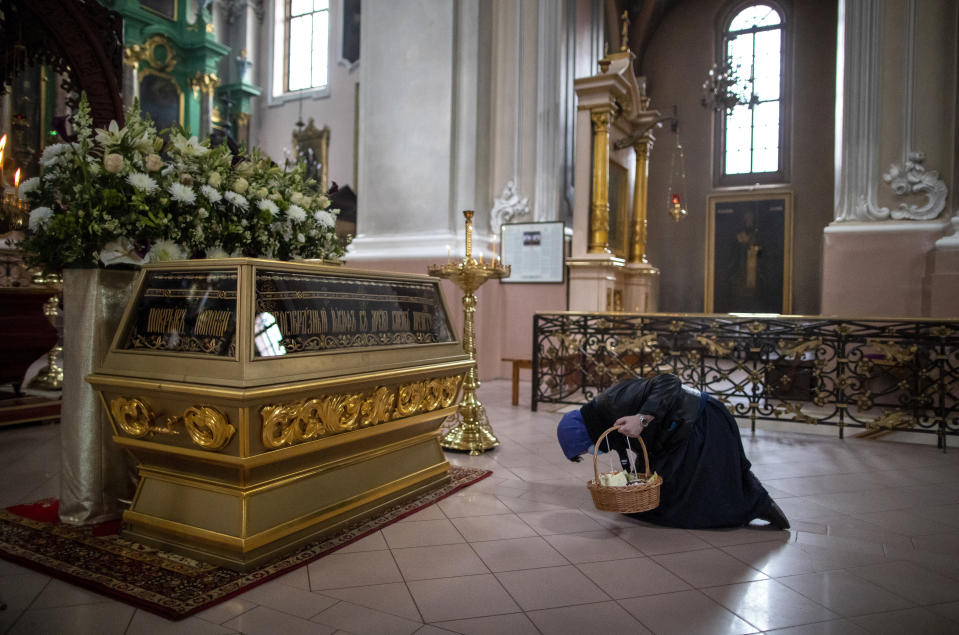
1 379 959 634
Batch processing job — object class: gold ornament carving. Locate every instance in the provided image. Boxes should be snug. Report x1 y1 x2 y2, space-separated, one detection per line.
865 339 917 365
108 397 233 450
190 71 220 96
777 338 822 358
774 401 817 424
590 110 612 133
182 406 235 450
260 376 463 449
124 44 145 68
110 397 156 438
868 410 916 431
746 321 767 334
694 335 734 356
142 35 178 72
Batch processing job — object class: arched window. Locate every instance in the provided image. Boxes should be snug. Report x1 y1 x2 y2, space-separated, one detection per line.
272 0 330 98
716 2 788 185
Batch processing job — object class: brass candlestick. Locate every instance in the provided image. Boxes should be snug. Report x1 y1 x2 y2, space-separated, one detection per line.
428 210 510 455
28 272 64 391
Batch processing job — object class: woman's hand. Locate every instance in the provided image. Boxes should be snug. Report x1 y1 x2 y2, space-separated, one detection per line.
613 414 654 437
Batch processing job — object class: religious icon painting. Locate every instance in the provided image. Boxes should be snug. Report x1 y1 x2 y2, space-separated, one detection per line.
705 190 793 314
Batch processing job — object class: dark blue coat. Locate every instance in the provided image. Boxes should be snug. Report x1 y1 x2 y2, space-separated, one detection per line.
580 374 772 528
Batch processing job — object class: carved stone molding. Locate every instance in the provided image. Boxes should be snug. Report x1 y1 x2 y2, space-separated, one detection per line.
489 181 530 236
857 152 948 221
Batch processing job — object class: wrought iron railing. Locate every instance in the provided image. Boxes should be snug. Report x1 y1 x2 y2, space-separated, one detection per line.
532 313 959 449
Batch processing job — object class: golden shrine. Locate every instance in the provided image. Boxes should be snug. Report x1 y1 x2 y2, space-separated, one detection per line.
87 258 471 570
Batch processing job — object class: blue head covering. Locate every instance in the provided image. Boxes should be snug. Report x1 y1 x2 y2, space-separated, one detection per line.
557 410 592 460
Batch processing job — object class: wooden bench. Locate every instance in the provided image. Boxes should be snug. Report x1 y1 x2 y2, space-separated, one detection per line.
502 358 532 406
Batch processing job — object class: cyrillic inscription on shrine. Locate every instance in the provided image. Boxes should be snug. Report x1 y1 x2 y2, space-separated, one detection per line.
253 269 453 356
122 271 238 356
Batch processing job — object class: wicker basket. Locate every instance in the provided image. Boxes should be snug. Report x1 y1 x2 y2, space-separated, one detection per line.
587 426 662 513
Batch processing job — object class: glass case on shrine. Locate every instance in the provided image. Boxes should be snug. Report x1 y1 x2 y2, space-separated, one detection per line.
97 258 466 387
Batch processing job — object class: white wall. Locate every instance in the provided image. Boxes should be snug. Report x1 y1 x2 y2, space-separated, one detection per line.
252 0 359 192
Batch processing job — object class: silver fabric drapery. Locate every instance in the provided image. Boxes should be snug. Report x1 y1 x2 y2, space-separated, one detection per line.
59 268 138 525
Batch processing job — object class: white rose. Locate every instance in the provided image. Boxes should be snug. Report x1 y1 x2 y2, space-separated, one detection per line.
232 177 249 194
145 153 164 172
103 153 124 174
207 172 222 188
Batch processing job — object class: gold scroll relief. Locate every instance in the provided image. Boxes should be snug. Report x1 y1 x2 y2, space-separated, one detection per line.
109 397 235 450
261 375 463 449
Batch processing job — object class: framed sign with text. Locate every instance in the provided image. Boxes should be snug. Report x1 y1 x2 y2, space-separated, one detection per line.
500 221 566 284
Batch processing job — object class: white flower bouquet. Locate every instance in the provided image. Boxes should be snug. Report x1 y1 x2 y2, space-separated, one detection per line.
18 95 349 272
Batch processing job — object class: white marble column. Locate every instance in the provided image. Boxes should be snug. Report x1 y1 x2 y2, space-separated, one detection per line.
533 0 565 221
349 0 489 261
823 0 957 316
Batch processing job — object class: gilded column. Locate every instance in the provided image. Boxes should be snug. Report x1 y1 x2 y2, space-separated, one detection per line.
588 109 612 254
629 134 654 264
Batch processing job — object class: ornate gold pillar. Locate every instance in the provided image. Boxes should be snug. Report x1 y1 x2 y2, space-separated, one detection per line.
628 134 654 264
588 109 613 254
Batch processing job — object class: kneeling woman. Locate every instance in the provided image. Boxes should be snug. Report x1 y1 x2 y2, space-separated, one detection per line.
557 373 789 530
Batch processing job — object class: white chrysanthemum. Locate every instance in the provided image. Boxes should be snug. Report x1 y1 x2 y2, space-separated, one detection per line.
146 240 188 262
17 176 40 200
127 172 158 193
200 185 222 203
168 182 196 205
224 191 248 209
313 210 335 228
28 206 54 231
296 232 306 243
257 199 279 217
287 204 307 222
205 246 231 259
39 143 73 167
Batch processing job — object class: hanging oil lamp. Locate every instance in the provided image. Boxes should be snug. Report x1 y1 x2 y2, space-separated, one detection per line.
669 192 687 222
667 135 688 222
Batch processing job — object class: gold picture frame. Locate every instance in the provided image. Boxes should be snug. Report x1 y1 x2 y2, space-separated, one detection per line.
607 160 629 259
292 118 330 194
705 190 793 314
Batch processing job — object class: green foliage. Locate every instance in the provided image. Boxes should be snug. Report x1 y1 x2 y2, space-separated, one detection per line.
18 95 350 272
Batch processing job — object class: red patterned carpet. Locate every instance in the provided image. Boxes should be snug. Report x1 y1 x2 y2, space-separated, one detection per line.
0 466 491 620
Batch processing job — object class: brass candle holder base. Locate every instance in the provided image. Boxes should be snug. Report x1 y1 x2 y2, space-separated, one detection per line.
440 405 498 455
29 272 64 391
428 210 509 455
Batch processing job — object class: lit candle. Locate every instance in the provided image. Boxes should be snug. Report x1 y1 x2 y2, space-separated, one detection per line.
0 134 6 188
478 250 483 264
